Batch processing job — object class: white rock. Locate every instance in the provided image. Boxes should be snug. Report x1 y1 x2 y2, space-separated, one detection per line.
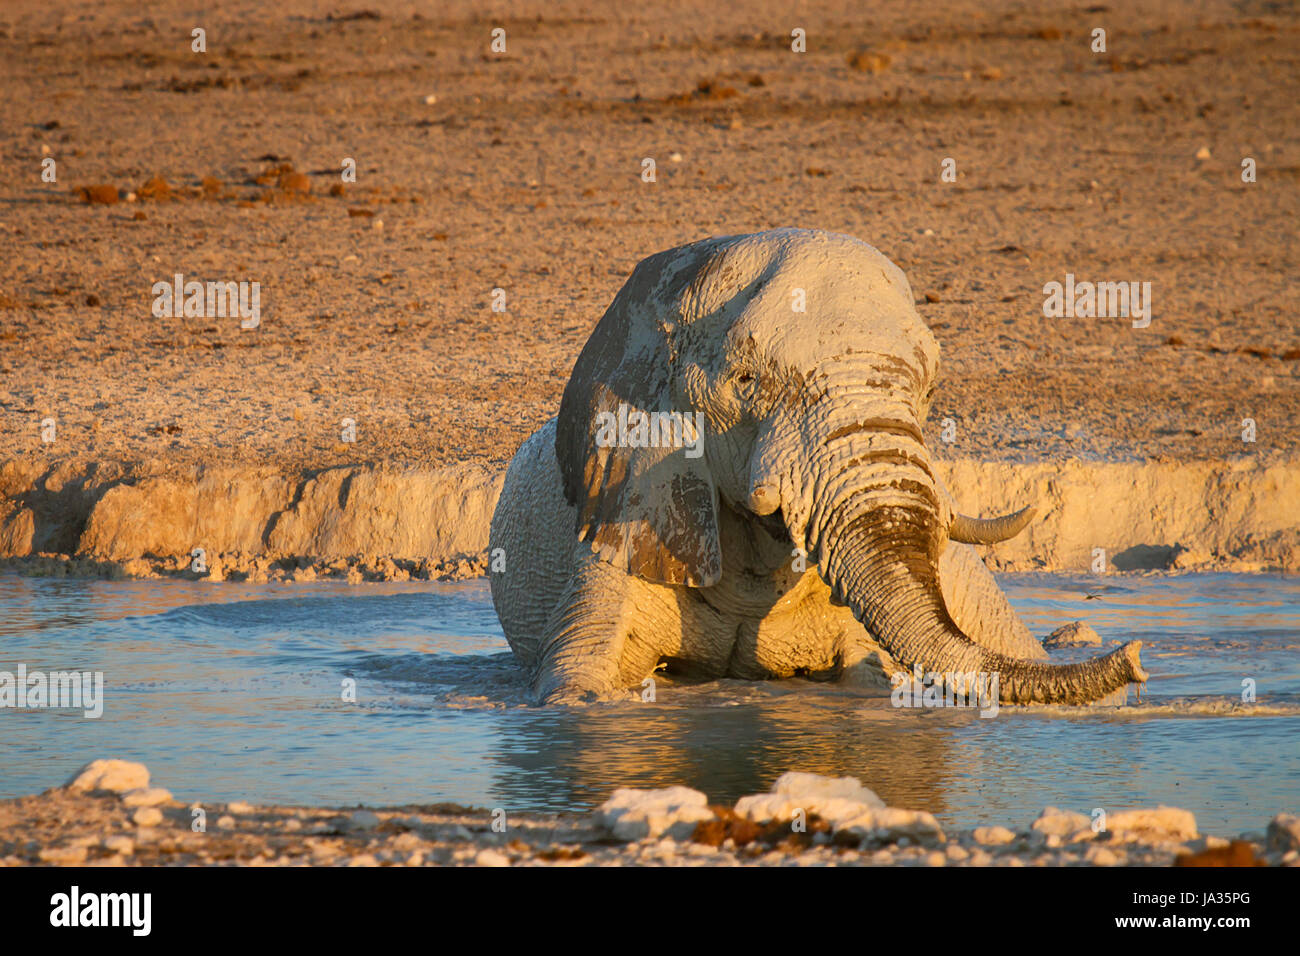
835 807 946 845
1086 846 1119 866
1106 807 1198 842
1043 622 1101 648
972 825 1016 846
597 786 713 841
1267 813 1300 852
349 810 382 830
1032 807 1091 837
733 772 884 826
216 815 236 829
227 800 255 814
103 835 135 856
66 759 150 794
475 849 511 867
132 807 163 827
39 845 88 864
122 787 171 808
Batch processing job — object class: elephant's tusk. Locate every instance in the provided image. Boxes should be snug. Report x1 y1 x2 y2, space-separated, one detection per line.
949 505 1037 545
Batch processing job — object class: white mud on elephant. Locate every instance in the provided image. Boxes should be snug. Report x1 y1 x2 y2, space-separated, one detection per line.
489 229 1148 707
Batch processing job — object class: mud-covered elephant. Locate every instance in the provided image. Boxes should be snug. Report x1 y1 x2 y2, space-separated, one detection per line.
489 229 1147 705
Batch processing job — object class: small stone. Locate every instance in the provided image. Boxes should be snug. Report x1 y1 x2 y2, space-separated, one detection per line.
347 854 380 867
132 807 163 827
137 175 170 199
278 171 311 193
972 826 1017 846
67 759 150 793
227 800 255 814
847 49 891 73
103 835 135 856
1032 807 1091 837
39 845 88 864
1195 146 1211 160
122 787 171 807
1044 622 1102 648
924 851 946 866
423 94 438 104
348 810 382 830
475 849 511 867
216 815 236 829
946 844 969 861
1267 813 1300 852
78 184 120 205
1086 846 1119 866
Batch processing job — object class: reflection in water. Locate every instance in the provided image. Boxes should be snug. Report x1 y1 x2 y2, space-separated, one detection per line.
0 571 1296 835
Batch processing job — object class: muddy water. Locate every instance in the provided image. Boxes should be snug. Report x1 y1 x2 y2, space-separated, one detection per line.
1 572 1296 835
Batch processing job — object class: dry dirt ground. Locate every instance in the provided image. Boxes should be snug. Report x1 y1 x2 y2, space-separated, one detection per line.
1 0 1297 475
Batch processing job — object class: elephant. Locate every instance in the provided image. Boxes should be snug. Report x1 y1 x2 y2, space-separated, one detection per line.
488 228 1148 706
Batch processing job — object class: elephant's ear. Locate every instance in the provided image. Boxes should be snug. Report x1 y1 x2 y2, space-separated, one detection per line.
555 251 723 588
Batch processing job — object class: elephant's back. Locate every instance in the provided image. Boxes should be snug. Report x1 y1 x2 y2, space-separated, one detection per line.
489 418 578 667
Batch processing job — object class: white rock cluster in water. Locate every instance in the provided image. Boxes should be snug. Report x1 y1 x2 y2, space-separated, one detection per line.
596 772 946 845
596 786 715 840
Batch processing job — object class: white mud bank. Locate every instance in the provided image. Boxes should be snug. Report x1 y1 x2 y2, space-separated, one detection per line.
0 454 1295 581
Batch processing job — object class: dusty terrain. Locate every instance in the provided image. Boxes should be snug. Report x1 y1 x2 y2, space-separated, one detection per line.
1 0 1296 475
0 0 1296 575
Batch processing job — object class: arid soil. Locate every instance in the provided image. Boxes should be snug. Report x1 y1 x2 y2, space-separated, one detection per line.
1 0 1297 476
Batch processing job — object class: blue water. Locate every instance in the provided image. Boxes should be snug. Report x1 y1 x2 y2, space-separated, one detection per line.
1 571 1296 835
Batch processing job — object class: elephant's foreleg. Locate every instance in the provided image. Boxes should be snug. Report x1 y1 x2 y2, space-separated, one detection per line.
532 556 671 704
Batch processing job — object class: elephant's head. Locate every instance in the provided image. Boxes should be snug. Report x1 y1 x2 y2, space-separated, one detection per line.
556 229 1146 704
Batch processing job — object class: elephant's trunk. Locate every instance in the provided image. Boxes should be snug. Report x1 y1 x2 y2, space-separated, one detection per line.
815 507 1146 703
791 385 1146 704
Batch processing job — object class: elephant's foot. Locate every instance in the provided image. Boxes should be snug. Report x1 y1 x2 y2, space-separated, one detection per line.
532 673 626 706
